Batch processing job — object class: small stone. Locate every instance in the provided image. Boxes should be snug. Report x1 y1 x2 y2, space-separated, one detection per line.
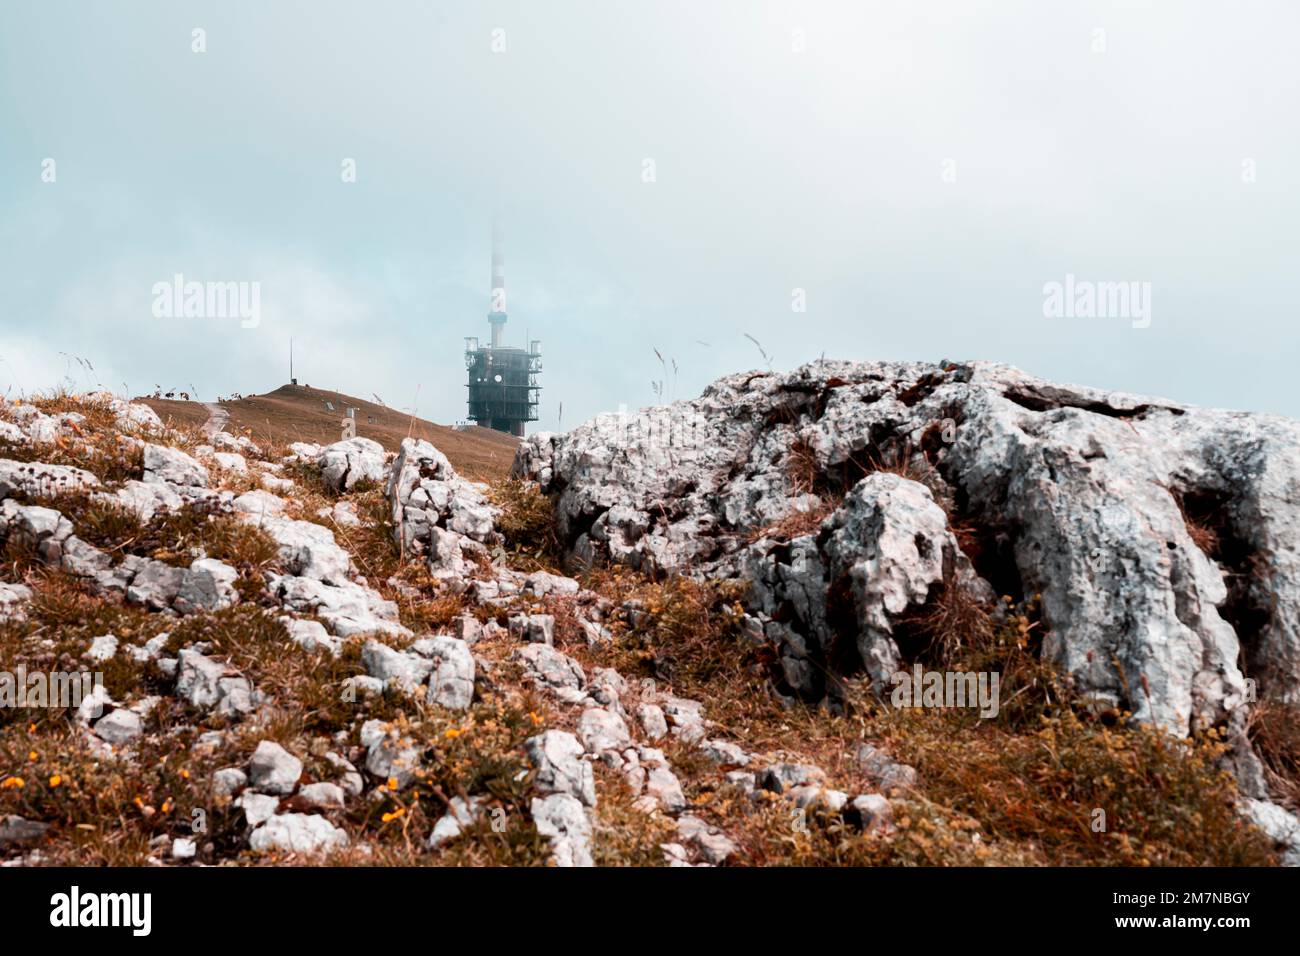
699 738 751 767
635 703 669 741
427 796 484 848
213 768 248 796
92 709 143 745
577 707 632 754
85 634 119 663
236 792 280 827
850 793 894 832
172 837 197 860
642 766 687 813
248 741 303 795
298 782 346 809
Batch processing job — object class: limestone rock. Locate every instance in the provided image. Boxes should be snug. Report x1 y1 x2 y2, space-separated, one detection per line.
248 741 303 795
318 437 386 492
143 443 209 488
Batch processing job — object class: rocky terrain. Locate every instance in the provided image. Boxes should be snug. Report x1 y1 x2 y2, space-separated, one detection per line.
1 362 1297 867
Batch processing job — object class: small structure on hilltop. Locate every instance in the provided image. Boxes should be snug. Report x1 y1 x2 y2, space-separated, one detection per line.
464 216 540 437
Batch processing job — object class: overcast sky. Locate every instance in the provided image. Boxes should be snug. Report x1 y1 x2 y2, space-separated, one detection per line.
2 0 1298 428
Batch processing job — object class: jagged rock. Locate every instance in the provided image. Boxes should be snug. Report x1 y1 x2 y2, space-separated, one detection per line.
100 479 181 521
635 704 669 741
74 684 113 724
361 639 432 691
386 438 500 561
515 644 587 692
588 668 627 709
249 814 348 854
142 443 209 488
640 766 687 813
272 575 409 639
318 500 362 528
662 696 707 744
261 473 296 494
452 615 484 645
508 613 555 645
725 771 757 793
699 739 752 767
821 474 992 683
758 763 827 794
236 792 280 827
676 815 737 864
577 707 632 754
512 432 558 491
0 420 27 444
1 501 74 564
174 558 240 614
125 560 185 610
281 617 341 656
525 730 596 807
92 708 143 745
232 489 287 519
855 743 918 794
530 794 593 867
248 741 303 795
0 459 101 497
422 636 475 710
253 517 352 585
287 441 322 461
318 437 386 492
176 649 255 716
517 360 1300 734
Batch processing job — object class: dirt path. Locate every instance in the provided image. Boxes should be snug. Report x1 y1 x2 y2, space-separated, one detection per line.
201 402 229 439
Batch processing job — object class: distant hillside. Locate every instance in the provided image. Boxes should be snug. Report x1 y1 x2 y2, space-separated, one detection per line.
140 384 519 481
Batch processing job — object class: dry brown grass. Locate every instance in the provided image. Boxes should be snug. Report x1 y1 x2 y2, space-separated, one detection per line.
140 384 519 482
1247 699 1300 809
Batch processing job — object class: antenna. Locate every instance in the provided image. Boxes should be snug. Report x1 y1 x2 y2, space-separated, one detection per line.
488 212 506 348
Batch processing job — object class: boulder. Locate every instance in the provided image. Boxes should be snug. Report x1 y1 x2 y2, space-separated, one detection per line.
318 437 386 492
142 443 209 488
514 359 1300 735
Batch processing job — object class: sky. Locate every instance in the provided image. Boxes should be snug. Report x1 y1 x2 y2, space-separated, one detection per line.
2 0 1298 429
